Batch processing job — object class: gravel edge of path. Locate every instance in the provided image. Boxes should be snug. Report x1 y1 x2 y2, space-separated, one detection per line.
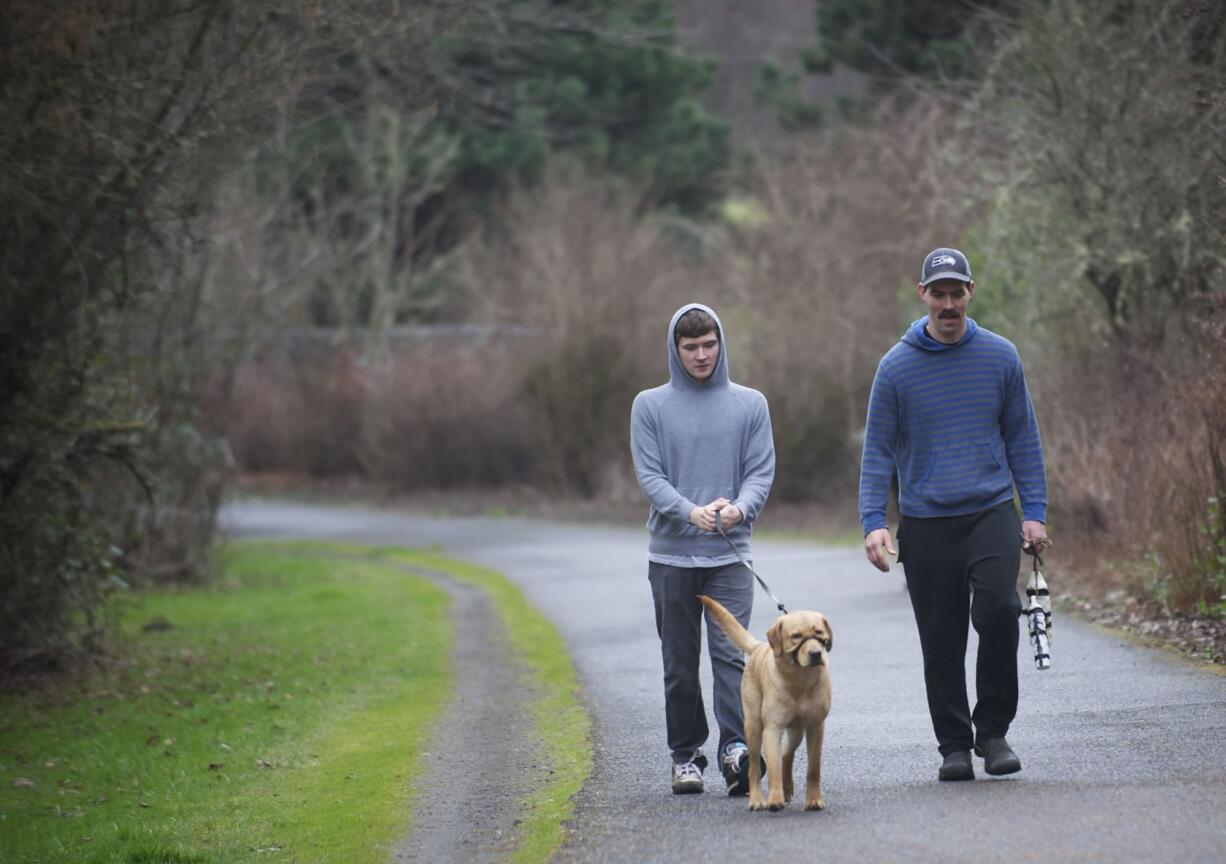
391 566 542 863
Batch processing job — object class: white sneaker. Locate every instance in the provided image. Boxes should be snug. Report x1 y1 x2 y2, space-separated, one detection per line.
671 759 704 795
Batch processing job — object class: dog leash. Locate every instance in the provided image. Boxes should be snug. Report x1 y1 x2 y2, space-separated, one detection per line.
716 509 788 614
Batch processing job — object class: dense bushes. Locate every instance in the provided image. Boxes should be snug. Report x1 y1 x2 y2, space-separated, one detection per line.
956 0 1226 614
0 1 272 675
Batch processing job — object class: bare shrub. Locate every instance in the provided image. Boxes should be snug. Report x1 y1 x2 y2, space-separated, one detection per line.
222 100 997 530
438 107 966 509
227 348 366 478
461 168 700 497
358 340 537 489
1135 302 1225 615
954 0 1226 612
710 97 967 504
1033 323 1226 615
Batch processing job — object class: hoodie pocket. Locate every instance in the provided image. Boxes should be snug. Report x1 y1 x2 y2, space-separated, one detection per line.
916 441 1009 508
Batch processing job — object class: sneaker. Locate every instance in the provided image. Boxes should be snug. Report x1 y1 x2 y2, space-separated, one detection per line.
974 738 1021 776
671 759 704 795
721 742 752 796
938 749 974 781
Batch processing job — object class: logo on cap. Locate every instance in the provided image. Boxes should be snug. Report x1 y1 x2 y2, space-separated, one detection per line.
930 254 958 269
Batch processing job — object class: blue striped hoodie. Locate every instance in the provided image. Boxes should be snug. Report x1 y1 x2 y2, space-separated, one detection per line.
858 317 1047 534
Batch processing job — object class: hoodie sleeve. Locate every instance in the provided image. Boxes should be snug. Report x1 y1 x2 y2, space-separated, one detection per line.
1001 352 1048 522
858 362 899 534
732 392 775 524
630 392 698 522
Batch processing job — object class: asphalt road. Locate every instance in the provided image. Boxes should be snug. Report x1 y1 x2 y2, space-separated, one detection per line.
221 500 1226 864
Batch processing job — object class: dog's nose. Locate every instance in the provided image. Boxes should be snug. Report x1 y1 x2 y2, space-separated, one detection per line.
809 649 824 665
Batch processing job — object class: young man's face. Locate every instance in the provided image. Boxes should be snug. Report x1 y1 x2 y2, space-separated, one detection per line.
918 278 975 344
677 329 720 381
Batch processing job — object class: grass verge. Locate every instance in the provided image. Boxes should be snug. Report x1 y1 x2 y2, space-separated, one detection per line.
380 548 592 864
283 541 593 862
0 540 593 864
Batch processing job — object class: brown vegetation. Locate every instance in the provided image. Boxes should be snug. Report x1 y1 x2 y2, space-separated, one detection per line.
960 0 1226 629
227 100 966 510
8 0 1222 678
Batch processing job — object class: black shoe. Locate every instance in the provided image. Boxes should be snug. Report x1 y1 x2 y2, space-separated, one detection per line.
938 750 975 781
975 738 1021 776
721 743 751 796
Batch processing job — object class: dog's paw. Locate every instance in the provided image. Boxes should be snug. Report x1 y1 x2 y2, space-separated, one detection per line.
748 797 768 812
804 797 825 811
767 801 785 812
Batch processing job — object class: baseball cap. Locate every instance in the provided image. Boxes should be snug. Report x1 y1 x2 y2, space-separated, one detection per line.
920 247 972 286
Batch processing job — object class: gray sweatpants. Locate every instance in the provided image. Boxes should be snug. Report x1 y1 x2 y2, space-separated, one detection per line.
648 561 754 766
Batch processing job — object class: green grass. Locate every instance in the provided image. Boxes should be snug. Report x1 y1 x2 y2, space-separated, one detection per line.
0 540 593 864
0 543 452 864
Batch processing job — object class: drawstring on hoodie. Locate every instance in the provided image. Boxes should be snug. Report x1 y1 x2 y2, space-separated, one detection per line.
715 509 788 614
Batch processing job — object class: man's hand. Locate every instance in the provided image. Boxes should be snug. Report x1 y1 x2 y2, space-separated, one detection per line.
689 498 734 532
864 528 896 572
1021 520 1049 550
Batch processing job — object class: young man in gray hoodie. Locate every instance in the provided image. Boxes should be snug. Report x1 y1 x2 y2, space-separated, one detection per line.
630 303 776 795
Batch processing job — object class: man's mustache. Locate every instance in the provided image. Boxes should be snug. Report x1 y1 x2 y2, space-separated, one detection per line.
939 310 960 318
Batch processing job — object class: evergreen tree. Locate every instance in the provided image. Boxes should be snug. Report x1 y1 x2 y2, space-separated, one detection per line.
433 0 729 214
808 0 1010 82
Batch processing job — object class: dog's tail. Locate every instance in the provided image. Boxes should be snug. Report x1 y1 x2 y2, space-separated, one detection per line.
698 595 760 653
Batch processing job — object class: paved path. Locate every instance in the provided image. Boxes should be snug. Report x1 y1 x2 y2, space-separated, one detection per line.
221 500 1226 864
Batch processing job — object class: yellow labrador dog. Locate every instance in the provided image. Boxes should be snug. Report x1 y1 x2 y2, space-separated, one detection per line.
699 595 832 812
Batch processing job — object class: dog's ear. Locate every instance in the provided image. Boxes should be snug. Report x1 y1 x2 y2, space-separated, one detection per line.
822 616 833 652
767 618 785 656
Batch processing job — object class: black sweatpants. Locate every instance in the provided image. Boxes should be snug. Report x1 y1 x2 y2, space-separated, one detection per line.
898 501 1022 755
648 561 753 766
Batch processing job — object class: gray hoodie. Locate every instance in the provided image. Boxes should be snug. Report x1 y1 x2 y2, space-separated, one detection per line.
629 303 775 565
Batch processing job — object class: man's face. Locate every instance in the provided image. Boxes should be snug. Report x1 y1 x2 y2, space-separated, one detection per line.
918 279 975 344
677 329 720 381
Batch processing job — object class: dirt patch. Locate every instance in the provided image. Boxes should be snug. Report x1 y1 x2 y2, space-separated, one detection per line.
391 567 541 862
1060 591 1226 666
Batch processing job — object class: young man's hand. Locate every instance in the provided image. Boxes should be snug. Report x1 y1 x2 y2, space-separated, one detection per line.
689 498 740 532
714 500 743 529
864 528 896 572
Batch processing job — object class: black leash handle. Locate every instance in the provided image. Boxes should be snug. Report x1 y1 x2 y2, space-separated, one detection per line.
716 509 788 614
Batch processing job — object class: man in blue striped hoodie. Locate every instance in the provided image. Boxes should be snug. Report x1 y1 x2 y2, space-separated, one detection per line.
859 247 1049 782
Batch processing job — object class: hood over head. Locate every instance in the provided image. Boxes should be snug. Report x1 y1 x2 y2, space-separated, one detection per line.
901 315 980 352
667 302 729 389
